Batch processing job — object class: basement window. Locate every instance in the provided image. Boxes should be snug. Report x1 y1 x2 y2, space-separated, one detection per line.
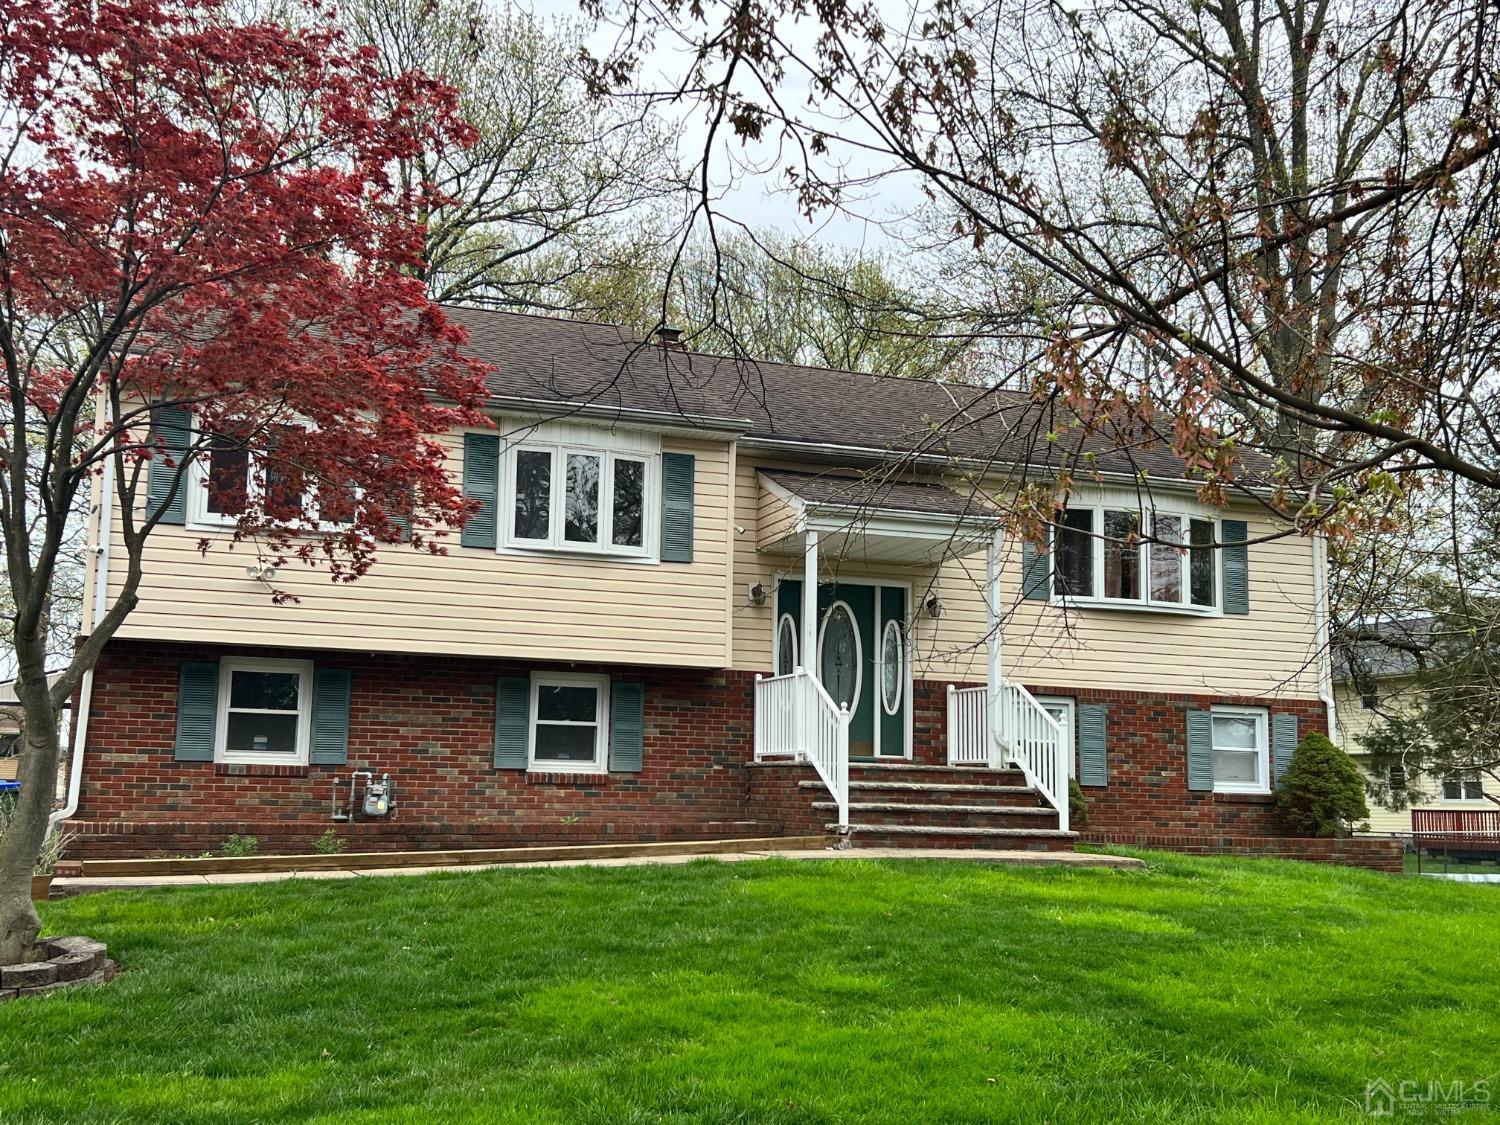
529 673 609 772
1210 706 1269 794
215 658 312 765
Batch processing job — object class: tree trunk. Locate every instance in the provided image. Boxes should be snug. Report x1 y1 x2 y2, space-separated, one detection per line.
0 675 62 964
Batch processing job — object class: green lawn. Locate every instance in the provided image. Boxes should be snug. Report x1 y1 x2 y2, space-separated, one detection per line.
3 852 1498 1123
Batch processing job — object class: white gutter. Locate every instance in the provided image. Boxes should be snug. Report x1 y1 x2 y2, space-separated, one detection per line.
52 409 112 830
1312 530 1339 746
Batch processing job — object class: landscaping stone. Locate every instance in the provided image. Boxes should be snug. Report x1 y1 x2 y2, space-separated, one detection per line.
0 937 113 998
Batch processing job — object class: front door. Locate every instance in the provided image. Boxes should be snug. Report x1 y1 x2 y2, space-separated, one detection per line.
775 580 908 759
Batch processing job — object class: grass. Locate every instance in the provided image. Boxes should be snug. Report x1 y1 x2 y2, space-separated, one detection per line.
3 851 1498 1123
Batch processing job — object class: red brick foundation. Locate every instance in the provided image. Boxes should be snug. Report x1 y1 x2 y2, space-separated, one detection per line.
1079 831 1405 873
71 640 1336 857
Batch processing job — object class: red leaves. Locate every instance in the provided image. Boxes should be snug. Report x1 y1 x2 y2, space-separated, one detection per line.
3 0 491 582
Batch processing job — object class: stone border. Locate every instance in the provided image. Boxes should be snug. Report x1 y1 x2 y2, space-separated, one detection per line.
0 936 115 1000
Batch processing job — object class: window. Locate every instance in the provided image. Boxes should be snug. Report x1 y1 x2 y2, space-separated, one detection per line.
1360 690 1379 710
529 673 608 772
188 420 348 530
1210 706 1268 793
1049 503 1219 613
1387 763 1407 792
215 658 312 765
775 613 799 676
1441 771 1485 802
502 436 657 557
818 602 862 711
880 619 906 716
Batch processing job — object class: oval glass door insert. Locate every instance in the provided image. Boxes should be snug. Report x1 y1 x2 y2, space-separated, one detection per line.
820 602 861 710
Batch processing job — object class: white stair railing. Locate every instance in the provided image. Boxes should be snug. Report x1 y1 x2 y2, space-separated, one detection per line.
755 668 850 829
946 685 989 765
996 681 1070 834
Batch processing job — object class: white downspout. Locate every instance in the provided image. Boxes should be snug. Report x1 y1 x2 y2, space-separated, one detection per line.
1312 530 1339 746
50 414 111 830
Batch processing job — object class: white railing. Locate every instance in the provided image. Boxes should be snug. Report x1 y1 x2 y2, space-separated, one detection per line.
997 681 1070 834
945 685 989 766
947 679 1070 833
754 668 850 829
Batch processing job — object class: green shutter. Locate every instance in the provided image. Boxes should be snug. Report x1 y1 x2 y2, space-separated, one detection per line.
147 405 191 525
494 676 529 769
660 452 695 562
1078 703 1107 786
1272 713 1298 785
1021 535 1049 601
609 681 645 772
173 660 219 761
1186 709 1214 791
1222 519 1249 615
461 432 500 549
310 667 351 765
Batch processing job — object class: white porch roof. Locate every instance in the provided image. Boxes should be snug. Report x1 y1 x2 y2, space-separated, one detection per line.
757 471 1001 565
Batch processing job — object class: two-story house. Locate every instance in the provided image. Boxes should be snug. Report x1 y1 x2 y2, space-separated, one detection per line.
63 310 1335 856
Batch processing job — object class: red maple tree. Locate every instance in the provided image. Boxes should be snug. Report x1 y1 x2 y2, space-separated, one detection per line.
0 0 492 959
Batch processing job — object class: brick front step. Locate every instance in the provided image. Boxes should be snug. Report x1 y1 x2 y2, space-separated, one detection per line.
837 824 1079 850
809 780 1044 806
814 802 1060 829
846 763 1029 787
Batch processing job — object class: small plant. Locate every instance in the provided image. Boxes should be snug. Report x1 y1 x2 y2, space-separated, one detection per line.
0 797 72 874
1274 732 1370 837
313 829 345 855
559 814 582 825
220 834 260 858
1068 778 1090 829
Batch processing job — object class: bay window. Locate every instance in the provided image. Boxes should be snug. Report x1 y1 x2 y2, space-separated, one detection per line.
502 437 657 557
1048 503 1220 613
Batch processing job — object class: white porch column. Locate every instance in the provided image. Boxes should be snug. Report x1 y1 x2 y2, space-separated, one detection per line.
986 527 1005 765
802 529 819 679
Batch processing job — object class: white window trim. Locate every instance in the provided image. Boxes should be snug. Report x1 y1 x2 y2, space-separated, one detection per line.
185 418 352 534
527 671 610 773
1440 770 1486 803
1210 705 1270 795
498 430 660 561
1049 503 1222 617
1036 696 1077 779
214 657 314 766
774 612 799 676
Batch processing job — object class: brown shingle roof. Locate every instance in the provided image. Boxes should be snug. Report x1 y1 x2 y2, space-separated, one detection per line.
445 306 1241 484
762 470 999 520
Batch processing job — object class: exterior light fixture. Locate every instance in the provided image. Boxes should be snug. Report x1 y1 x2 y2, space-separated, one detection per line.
924 595 943 619
748 581 768 606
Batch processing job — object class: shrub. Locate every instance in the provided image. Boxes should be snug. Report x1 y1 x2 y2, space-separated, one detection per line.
220 834 260 857
1274 732 1370 837
1068 778 1090 829
313 829 345 855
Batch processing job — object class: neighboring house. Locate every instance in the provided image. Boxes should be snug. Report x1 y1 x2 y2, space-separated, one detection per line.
1334 619 1493 835
66 310 1335 857
0 676 69 785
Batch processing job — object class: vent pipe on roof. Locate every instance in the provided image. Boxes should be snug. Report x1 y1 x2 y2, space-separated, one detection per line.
655 325 686 351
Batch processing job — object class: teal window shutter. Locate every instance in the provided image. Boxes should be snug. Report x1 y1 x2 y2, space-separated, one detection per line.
1185 709 1214 791
1078 703 1107 786
310 667 352 765
1272 713 1298 784
1021 535 1049 600
174 660 220 761
609 681 645 772
147 405 191 526
461 432 500 549
1222 519 1250 615
660 452 695 562
494 676 529 769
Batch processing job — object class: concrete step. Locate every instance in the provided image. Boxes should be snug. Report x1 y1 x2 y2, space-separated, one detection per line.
813 801 1059 829
835 823 1078 851
847 762 1029 787
803 780 1044 805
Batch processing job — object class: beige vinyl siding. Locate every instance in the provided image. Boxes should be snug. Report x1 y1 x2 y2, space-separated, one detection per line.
732 457 1322 699
107 429 734 668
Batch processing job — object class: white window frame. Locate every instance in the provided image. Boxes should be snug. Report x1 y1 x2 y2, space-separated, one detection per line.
186 418 352 533
214 657 314 766
1440 770 1486 803
1210 705 1270 795
527 671 610 773
1048 501 1222 617
499 431 660 561
878 618 907 717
